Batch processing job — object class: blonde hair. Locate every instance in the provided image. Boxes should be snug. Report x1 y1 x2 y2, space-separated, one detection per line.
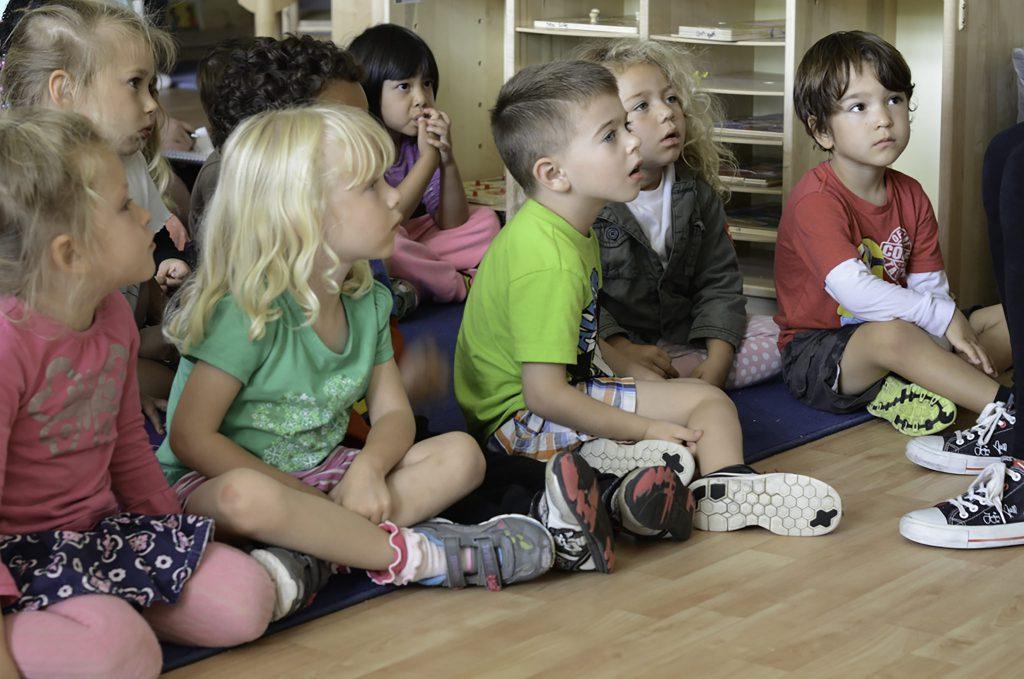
142 102 176 211
0 0 175 108
0 107 108 311
575 40 735 197
164 104 394 354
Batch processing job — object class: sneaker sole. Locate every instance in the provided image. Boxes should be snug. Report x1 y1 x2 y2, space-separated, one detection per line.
867 377 957 436
691 473 842 536
547 452 616 573
620 465 694 541
899 514 1024 549
905 439 999 475
249 548 300 621
579 439 696 484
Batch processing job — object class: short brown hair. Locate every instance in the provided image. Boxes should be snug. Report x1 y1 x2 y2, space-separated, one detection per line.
491 60 618 194
794 31 913 145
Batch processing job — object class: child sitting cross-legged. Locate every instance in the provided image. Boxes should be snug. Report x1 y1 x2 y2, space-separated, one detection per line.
455 61 842 574
157 105 553 621
777 31 1014 472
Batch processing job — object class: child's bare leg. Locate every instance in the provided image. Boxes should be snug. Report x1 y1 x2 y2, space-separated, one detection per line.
970 304 1013 374
839 319 1001 412
185 469 395 569
384 432 486 526
635 378 744 474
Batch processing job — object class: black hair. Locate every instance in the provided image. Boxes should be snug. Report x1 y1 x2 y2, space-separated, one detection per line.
201 34 364 149
348 23 439 121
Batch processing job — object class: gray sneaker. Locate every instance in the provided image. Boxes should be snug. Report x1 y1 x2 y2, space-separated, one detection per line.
410 514 554 590
250 547 332 621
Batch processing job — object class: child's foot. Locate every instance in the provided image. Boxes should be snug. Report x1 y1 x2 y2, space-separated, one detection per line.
530 451 615 572
900 457 1024 548
579 438 696 485
867 375 957 436
411 514 554 590
390 277 419 320
605 465 694 541
906 402 1016 474
690 465 842 536
249 547 332 621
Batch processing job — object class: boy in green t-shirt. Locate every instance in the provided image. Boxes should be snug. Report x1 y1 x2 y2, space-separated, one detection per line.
455 61 843 573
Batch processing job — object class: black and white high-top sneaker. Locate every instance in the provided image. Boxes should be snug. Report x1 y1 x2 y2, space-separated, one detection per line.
689 465 842 536
900 457 1024 549
905 402 1016 475
603 465 694 542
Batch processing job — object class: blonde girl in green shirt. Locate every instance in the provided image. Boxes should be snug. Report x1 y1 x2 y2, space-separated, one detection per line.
158 105 552 620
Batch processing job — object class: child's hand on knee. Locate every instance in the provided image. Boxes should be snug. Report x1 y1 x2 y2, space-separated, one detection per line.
329 456 393 524
643 419 702 449
946 309 996 376
689 358 730 389
607 337 679 379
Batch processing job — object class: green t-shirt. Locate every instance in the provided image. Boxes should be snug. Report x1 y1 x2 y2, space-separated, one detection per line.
454 199 604 441
157 282 394 483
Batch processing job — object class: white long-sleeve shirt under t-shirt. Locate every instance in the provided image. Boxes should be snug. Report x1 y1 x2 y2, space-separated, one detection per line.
824 259 956 337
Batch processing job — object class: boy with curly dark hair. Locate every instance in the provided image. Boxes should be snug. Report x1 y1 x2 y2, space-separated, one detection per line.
188 34 367 234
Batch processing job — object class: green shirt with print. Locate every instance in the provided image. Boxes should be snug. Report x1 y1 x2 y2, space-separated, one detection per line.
157 282 393 484
454 199 604 441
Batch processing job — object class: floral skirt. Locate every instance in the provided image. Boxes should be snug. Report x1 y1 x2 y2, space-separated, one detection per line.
0 512 213 613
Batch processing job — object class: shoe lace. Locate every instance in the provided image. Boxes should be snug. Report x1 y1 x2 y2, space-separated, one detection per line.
947 461 1020 520
953 402 1015 446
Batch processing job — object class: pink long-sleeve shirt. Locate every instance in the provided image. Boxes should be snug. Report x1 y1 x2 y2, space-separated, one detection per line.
0 292 180 604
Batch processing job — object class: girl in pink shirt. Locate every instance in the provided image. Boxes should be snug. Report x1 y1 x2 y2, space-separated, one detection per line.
0 108 274 678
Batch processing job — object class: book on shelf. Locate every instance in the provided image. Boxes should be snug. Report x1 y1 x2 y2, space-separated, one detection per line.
726 204 781 229
676 19 785 42
717 113 784 138
532 15 638 34
720 163 783 187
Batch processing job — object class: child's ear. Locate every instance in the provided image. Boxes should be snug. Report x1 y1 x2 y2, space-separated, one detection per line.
47 70 76 109
532 156 571 194
48 234 90 275
808 116 834 151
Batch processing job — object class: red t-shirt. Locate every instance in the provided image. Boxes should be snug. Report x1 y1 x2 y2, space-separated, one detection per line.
774 162 945 348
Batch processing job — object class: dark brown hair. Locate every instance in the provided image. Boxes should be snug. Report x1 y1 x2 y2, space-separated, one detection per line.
794 30 913 146
491 60 618 194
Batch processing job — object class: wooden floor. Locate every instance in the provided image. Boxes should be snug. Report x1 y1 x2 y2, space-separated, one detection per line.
166 419 1024 677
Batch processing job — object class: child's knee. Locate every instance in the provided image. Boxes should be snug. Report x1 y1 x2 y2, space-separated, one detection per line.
211 468 287 534
439 432 486 488
189 544 274 645
867 319 926 362
78 598 163 678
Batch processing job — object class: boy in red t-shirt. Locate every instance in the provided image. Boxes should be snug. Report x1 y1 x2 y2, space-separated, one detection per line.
776 31 1013 477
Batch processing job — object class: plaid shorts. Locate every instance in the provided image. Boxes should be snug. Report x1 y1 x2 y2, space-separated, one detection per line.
488 376 637 461
172 445 361 507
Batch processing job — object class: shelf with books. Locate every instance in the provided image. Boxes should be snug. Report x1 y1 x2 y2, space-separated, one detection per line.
729 224 777 244
713 131 783 147
699 72 785 97
514 25 638 39
725 185 783 196
736 242 777 299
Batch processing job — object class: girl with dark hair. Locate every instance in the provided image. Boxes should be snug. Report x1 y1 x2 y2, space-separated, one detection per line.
349 23 499 305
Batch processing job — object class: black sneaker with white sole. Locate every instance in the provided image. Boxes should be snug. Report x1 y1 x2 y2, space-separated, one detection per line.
529 451 615 573
604 465 694 541
249 546 333 621
579 438 696 484
906 402 1016 475
900 457 1024 549
689 464 842 536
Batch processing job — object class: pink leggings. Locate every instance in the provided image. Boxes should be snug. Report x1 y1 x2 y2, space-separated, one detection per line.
4 542 275 679
662 315 782 389
387 205 500 303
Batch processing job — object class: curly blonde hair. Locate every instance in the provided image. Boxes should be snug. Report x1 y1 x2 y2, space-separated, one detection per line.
163 105 394 354
575 39 735 197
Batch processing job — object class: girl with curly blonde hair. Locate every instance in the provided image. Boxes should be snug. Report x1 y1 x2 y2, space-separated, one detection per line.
577 39 782 390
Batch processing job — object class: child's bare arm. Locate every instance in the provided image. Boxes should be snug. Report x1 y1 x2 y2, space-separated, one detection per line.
521 362 699 444
329 359 416 523
394 118 441 222
424 108 469 228
170 361 323 498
